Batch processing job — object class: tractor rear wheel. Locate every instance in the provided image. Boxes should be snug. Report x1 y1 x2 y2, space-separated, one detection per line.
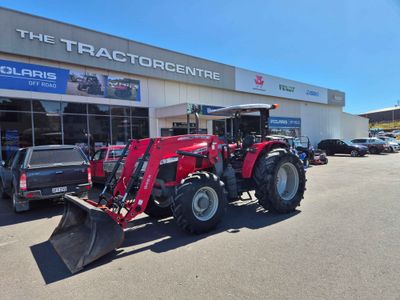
171 172 226 234
254 150 306 213
145 196 172 219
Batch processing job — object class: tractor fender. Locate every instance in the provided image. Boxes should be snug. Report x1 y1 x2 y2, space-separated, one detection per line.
242 141 288 178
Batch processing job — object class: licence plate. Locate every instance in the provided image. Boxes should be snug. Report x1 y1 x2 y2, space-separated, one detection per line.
52 186 67 193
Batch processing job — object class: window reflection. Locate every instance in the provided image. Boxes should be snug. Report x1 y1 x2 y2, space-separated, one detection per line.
88 104 110 115
33 114 62 145
0 111 33 161
0 97 31 111
32 100 61 113
0 99 149 159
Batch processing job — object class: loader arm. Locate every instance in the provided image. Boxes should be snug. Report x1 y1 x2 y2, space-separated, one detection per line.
49 134 221 273
102 135 221 228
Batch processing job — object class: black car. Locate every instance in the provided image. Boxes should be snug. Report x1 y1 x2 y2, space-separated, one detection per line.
0 145 92 212
317 139 368 157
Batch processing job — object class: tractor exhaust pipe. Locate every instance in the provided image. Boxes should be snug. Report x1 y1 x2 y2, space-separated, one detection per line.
49 195 124 274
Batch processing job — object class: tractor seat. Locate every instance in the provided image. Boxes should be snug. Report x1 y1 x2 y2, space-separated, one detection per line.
242 134 255 152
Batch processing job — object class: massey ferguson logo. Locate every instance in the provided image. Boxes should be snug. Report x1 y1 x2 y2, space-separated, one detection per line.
254 75 265 91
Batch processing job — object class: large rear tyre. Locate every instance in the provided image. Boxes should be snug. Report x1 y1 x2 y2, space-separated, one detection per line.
145 196 172 219
254 150 306 213
171 172 227 234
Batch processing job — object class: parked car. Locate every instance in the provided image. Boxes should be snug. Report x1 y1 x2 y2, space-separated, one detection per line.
317 139 368 157
0 145 92 212
391 130 400 137
90 145 126 183
377 136 400 152
351 138 386 154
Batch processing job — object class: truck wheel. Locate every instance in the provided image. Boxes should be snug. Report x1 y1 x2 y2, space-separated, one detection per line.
254 151 306 213
12 188 30 213
0 181 8 199
171 172 226 234
350 150 359 157
303 158 309 168
145 196 172 219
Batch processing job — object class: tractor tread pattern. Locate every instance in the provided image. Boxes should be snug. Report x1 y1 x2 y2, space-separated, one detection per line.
171 172 227 234
253 149 306 213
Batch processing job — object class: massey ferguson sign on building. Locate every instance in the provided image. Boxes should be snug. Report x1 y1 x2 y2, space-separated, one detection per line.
235 68 330 105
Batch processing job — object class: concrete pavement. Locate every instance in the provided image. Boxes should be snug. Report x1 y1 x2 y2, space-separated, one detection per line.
0 153 399 299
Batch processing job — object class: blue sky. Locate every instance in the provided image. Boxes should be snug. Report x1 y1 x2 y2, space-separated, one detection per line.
1 0 399 114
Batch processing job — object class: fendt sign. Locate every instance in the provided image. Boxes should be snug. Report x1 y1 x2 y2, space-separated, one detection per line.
0 8 235 89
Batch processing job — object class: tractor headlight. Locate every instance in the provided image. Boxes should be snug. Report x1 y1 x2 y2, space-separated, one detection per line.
160 157 179 165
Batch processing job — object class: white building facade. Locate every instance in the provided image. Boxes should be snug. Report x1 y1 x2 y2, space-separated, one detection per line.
0 8 368 160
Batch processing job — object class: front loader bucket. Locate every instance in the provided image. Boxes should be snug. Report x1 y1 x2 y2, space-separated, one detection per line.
49 195 124 274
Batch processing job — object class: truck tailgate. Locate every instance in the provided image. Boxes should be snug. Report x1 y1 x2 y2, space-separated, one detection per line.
27 165 88 190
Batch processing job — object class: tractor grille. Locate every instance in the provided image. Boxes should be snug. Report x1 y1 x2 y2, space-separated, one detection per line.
157 162 177 182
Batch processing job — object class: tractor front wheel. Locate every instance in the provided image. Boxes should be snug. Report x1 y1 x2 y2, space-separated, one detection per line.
145 196 172 219
254 150 306 213
172 172 226 234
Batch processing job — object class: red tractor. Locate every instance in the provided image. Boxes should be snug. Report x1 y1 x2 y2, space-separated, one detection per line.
50 104 306 273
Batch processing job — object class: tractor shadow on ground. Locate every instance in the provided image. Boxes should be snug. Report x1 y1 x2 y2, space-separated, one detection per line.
119 200 300 256
31 199 300 284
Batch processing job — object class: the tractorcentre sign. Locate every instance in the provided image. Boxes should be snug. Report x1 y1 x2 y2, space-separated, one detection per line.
0 8 235 89
15 29 221 81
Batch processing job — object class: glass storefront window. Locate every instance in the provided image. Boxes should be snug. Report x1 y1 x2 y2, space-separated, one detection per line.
62 102 87 114
33 114 62 145
63 115 89 156
88 104 110 115
132 118 149 139
112 116 131 145
0 98 31 111
32 100 61 113
0 99 149 158
88 115 111 155
0 111 33 161
111 106 130 116
131 107 149 117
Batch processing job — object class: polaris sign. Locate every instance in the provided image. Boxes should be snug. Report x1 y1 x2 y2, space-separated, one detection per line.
269 117 301 129
0 59 69 93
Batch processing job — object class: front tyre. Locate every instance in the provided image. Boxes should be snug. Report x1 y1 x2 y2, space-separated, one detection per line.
350 150 359 157
145 196 172 219
171 172 226 234
254 151 306 213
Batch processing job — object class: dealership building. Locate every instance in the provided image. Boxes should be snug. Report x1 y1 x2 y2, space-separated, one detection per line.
0 7 368 160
